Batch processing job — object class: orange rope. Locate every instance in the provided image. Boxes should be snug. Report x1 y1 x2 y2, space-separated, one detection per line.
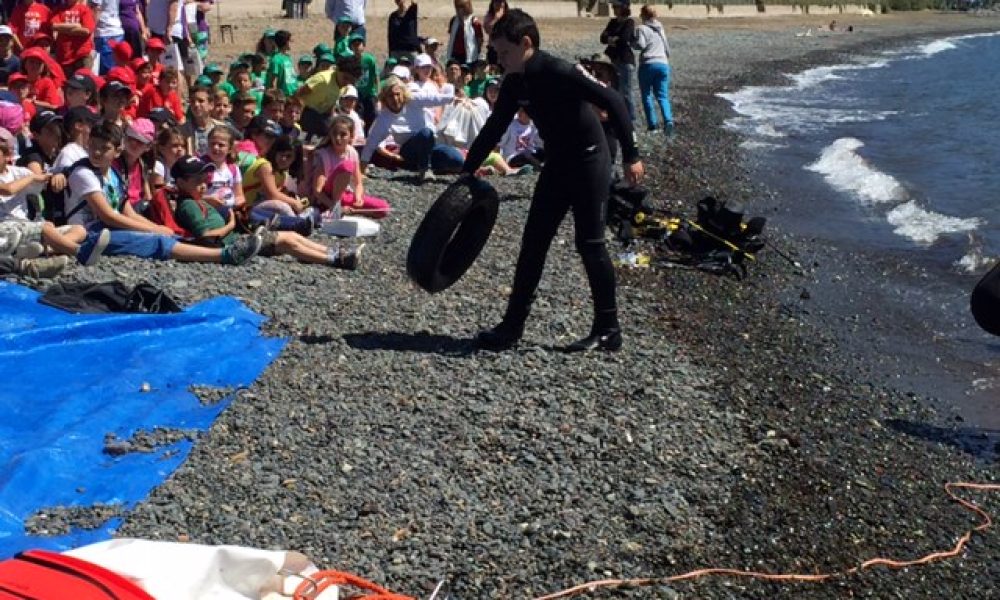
533 481 1000 600
293 569 415 600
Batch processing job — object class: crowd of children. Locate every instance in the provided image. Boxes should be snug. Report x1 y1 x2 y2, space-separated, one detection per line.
0 0 549 279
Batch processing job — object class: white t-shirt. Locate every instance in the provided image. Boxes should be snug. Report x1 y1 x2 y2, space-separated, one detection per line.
0 166 44 222
499 118 544 162
361 88 456 162
66 166 124 228
205 162 241 207
89 0 124 38
52 142 89 172
154 161 174 187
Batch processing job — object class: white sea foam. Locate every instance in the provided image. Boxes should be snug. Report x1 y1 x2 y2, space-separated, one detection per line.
788 60 889 90
717 58 893 139
739 140 785 151
956 234 993 273
957 251 993 273
886 201 982 245
805 138 905 204
919 39 958 56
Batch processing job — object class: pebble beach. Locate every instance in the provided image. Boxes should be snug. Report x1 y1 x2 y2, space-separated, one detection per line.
15 8 1000 599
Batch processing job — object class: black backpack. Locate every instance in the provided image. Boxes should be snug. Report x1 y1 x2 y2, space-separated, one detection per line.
685 196 766 257
54 159 125 226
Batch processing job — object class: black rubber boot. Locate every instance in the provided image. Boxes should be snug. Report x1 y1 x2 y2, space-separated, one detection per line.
476 299 532 351
476 320 525 351
564 309 623 353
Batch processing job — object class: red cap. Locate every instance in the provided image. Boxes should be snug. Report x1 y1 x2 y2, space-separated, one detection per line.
130 56 151 71
28 32 53 48
7 73 28 87
145 38 166 52
74 68 105 93
110 39 133 65
106 65 137 88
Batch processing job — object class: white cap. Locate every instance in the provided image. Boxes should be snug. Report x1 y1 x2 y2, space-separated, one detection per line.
414 53 433 68
340 84 358 99
391 65 411 80
0 26 12 37
425 37 439 46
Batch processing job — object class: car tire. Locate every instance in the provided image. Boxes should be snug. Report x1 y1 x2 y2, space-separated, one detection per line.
407 177 500 293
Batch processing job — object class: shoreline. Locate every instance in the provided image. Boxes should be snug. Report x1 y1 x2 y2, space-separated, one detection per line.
636 16 1000 598
16 13 996 599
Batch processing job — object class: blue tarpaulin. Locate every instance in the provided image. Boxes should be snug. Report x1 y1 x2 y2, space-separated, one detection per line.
0 281 286 558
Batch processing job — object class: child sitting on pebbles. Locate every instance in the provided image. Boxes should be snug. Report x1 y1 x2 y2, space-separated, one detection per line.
311 116 390 220
172 155 363 270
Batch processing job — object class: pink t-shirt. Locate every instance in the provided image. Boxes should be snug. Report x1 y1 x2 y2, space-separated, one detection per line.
314 145 358 192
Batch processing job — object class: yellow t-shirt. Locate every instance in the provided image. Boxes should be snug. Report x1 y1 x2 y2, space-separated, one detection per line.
300 69 342 114
242 158 287 207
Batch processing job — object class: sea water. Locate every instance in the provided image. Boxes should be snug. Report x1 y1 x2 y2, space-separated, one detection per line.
718 30 1000 427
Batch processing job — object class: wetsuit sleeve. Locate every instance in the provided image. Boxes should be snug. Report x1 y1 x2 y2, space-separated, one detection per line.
566 64 640 164
462 77 519 173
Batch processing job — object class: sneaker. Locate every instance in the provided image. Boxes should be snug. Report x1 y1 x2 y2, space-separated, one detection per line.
332 243 364 270
18 255 70 279
224 233 263 266
513 165 534 176
77 228 111 266
419 169 437 183
14 241 45 260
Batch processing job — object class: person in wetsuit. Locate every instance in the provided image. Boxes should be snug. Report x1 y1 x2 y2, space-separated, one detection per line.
463 8 644 353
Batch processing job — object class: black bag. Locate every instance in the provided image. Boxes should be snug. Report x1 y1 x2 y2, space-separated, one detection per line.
606 183 655 239
971 261 1000 336
39 281 182 314
687 196 766 256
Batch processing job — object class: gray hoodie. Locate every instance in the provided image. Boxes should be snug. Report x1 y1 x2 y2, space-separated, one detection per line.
633 19 671 65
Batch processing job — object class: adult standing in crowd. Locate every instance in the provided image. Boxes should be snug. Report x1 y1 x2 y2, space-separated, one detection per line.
481 0 506 66
326 0 367 42
119 0 150 57
445 0 483 66
387 0 419 62
8 0 51 50
599 0 635 122
89 0 125 74
633 4 672 131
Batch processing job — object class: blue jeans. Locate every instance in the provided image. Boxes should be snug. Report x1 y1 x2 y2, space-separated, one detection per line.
615 63 636 122
95 34 124 75
82 228 177 260
399 128 465 173
638 62 673 130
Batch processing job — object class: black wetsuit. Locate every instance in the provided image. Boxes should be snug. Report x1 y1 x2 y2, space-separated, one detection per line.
463 50 639 334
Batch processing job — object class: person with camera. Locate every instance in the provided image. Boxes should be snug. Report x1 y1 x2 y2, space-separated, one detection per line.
462 9 643 353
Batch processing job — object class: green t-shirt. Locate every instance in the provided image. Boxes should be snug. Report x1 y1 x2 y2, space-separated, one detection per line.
356 52 379 100
334 38 352 60
267 52 300 98
175 197 238 247
468 77 488 99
